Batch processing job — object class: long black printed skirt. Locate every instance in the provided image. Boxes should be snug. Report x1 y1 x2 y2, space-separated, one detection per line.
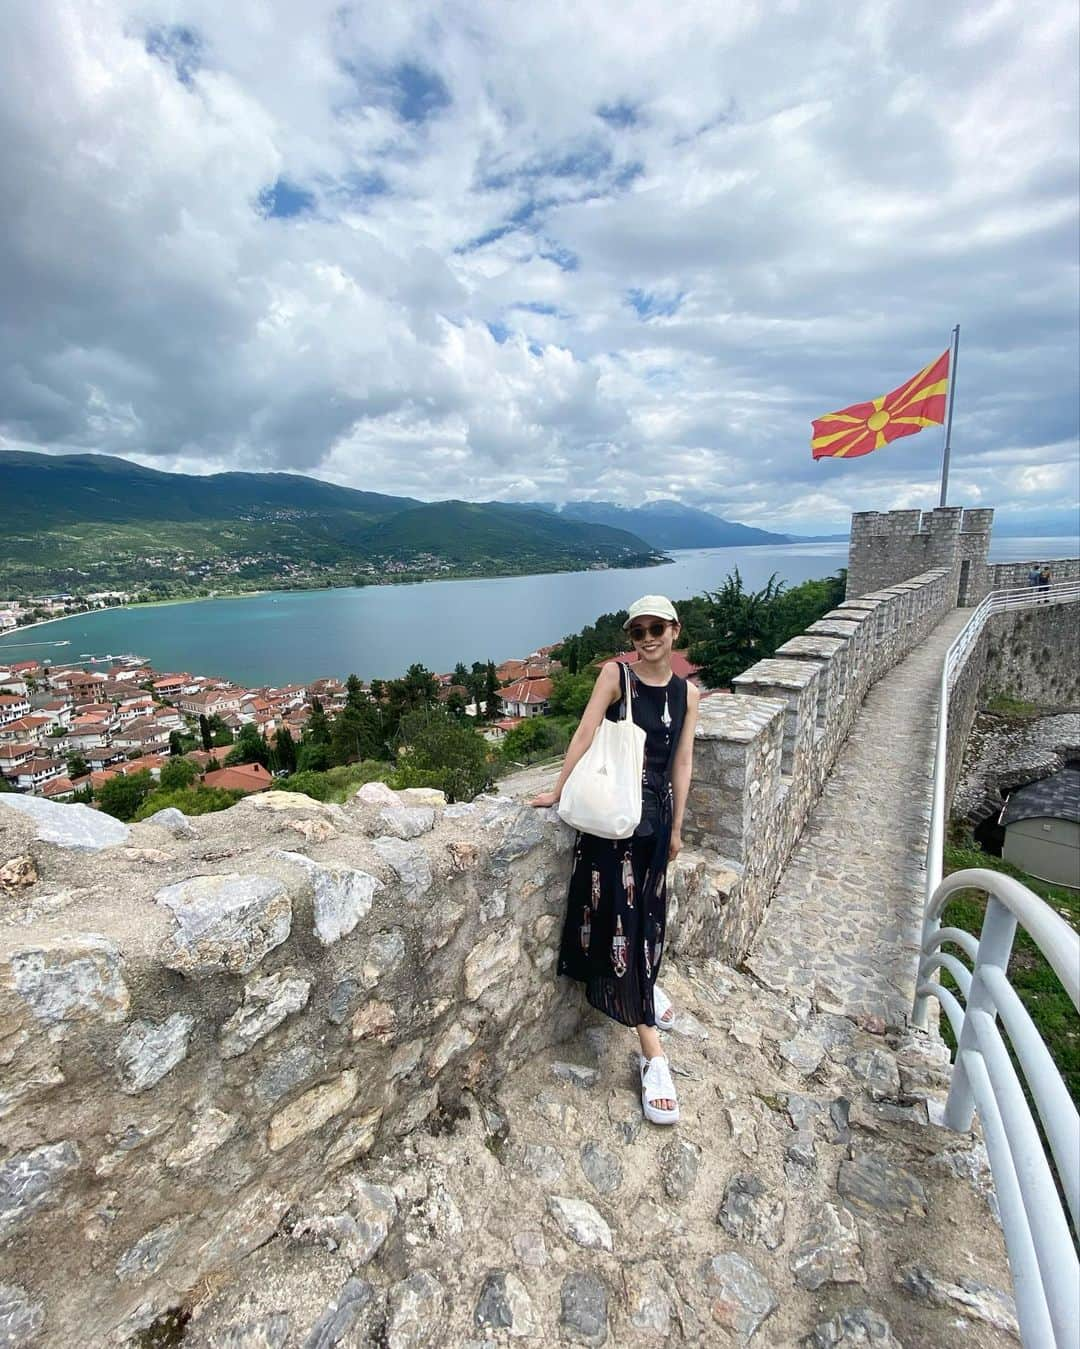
557 784 671 1028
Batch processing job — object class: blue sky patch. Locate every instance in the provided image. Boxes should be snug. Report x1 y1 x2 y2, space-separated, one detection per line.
145 25 202 87
258 179 317 219
597 101 639 128
389 62 452 124
540 244 580 273
627 288 685 319
486 320 511 344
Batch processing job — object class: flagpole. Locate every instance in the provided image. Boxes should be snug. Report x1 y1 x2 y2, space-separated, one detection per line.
938 323 960 507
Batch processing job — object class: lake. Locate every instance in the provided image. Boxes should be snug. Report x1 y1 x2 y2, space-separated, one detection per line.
1 537 1075 687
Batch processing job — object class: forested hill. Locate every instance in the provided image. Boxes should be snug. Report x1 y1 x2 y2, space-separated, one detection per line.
511 498 792 548
0 451 664 594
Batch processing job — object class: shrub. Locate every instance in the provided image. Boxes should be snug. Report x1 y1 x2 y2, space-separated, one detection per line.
276 761 394 805
158 757 199 791
96 770 154 822
133 785 244 820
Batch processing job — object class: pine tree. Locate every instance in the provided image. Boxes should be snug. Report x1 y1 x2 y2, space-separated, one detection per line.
484 661 501 723
274 726 298 774
345 674 365 709
305 697 331 746
199 714 212 752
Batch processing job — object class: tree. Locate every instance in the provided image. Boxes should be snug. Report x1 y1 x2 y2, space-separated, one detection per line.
383 665 440 739
452 662 470 687
168 731 184 757
96 770 154 822
273 725 298 775
199 714 212 753
499 716 571 766
329 703 383 766
159 757 199 791
688 569 785 687
548 669 598 720
445 690 467 719
65 753 89 780
209 713 234 747
225 723 270 768
565 638 580 674
467 662 487 720
296 741 332 773
392 707 491 802
484 661 501 723
305 697 331 746
345 674 366 709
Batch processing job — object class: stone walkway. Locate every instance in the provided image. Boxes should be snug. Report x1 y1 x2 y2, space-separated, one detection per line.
181 958 1017 1348
747 609 972 1027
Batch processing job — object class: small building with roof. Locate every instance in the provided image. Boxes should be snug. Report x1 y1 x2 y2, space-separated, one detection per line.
1000 765 1080 890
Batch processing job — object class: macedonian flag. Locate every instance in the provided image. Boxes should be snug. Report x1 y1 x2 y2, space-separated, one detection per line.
811 350 950 460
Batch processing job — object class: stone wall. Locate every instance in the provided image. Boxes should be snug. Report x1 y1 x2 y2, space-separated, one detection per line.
982 602 1080 708
845 507 993 605
676 567 956 964
945 627 989 814
940 598 1080 827
0 562 961 1344
989 557 1080 591
0 786 581 1345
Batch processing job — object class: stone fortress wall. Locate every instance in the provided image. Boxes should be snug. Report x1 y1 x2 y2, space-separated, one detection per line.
846 506 994 606
0 554 962 1343
849 508 1079 809
989 557 1080 591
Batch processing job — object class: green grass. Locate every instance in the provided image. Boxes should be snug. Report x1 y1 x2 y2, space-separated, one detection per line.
939 842 1079 1103
275 761 394 804
984 691 1042 717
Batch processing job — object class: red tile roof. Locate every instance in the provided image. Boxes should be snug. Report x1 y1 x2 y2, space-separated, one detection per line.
202 763 272 795
610 651 703 680
501 676 553 704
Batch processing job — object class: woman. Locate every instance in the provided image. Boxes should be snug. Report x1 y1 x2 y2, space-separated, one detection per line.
530 595 700 1124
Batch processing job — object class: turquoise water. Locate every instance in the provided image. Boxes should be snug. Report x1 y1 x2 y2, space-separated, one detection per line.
0 538 1074 687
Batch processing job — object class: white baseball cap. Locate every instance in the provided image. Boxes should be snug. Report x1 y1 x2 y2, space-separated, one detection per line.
623 595 679 629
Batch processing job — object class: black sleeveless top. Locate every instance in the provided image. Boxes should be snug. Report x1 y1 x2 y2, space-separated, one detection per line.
605 662 688 794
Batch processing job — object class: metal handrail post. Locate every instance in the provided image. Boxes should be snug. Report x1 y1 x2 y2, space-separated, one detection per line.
944 895 1018 1131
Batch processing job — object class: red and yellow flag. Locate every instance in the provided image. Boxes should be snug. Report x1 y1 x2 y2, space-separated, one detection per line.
811 350 950 460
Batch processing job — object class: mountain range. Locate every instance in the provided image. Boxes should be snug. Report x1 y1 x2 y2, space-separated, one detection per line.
0 451 826 595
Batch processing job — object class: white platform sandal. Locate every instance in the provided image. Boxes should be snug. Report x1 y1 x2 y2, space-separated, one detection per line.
640 1054 680 1125
653 984 676 1029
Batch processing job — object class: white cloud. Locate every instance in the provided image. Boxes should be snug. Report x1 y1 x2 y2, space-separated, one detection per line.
0 0 1076 533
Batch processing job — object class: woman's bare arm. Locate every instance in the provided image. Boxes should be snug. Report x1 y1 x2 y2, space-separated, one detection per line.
668 682 700 857
529 662 623 807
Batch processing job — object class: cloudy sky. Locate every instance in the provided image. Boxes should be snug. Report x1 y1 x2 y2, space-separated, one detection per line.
2 1 1077 533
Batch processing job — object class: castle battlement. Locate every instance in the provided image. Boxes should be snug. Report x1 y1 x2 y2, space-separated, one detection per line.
847 506 994 604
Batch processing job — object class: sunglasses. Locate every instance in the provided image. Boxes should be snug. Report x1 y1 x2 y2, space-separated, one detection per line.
628 621 671 642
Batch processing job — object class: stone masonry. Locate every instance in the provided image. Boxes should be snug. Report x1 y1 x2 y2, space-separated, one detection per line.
2 519 1065 1345
846 508 993 607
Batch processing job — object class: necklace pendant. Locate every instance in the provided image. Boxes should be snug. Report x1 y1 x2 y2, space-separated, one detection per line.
661 693 671 728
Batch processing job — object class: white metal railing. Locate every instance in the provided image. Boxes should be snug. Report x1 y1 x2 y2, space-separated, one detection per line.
911 579 1080 1348
914 868 1079 1348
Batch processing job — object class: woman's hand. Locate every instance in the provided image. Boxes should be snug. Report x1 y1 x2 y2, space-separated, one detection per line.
529 790 560 809
668 830 683 862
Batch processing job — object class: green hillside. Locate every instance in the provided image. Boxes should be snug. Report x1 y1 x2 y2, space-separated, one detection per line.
360 500 654 564
0 451 664 595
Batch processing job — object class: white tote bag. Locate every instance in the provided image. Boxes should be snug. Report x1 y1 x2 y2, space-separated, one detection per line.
558 664 645 839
